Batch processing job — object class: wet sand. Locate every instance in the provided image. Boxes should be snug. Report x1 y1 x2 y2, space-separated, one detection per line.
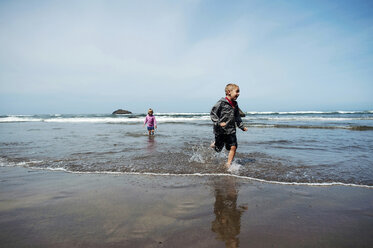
0 166 372 248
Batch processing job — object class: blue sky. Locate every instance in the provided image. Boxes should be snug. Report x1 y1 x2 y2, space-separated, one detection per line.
0 0 372 114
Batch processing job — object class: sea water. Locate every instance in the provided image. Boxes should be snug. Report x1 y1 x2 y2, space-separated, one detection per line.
1 111 373 187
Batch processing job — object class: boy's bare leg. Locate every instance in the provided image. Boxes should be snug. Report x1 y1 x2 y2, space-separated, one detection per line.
226 146 237 169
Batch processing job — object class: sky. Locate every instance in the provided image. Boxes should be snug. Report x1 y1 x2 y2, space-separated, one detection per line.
0 0 372 114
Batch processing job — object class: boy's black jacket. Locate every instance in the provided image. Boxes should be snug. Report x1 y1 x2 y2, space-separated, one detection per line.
210 97 246 134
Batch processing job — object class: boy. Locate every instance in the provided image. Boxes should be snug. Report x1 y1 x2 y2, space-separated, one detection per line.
210 83 248 169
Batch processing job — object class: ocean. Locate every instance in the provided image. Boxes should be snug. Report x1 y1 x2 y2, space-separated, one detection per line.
1 111 373 187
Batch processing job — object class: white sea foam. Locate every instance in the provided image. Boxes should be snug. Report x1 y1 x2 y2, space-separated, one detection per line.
44 168 373 189
246 111 328 115
39 116 371 123
243 116 373 121
43 116 210 123
1 111 372 123
1 157 372 188
0 159 44 167
246 111 278 115
0 157 10 167
157 116 210 122
156 112 209 115
44 117 143 123
246 110 373 115
0 117 43 122
45 167 68 172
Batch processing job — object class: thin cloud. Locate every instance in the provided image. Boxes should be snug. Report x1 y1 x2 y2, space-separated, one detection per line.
0 0 372 113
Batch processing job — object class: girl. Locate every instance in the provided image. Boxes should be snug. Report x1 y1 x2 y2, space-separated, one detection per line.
144 108 157 135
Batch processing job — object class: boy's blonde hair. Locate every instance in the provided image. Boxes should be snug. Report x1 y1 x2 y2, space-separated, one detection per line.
148 108 153 115
225 83 239 95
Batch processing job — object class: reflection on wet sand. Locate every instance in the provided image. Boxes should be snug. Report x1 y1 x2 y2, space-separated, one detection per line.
147 135 156 152
211 177 247 248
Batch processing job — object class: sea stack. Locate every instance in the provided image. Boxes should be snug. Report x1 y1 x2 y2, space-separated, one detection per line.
112 109 132 114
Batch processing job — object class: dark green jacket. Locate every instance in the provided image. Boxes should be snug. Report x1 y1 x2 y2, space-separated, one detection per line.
210 97 246 134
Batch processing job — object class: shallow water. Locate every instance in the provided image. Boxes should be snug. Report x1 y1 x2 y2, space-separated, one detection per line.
1 111 373 186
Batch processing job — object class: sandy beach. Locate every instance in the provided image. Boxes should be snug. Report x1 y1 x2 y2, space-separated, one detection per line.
0 166 372 248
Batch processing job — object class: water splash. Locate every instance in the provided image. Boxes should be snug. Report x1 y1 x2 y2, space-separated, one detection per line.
228 162 242 174
188 143 227 164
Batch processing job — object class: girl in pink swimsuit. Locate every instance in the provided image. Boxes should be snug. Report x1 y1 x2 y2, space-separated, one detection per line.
143 108 157 135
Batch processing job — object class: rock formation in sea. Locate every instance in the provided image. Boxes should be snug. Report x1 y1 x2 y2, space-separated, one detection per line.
112 109 132 114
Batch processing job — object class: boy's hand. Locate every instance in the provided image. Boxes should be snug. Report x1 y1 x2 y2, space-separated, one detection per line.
220 122 226 127
243 127 248 131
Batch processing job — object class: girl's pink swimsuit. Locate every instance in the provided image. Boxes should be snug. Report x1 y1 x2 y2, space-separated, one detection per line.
144 115 157 127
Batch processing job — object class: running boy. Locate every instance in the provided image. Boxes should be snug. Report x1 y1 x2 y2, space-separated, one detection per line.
210 83 248 169
144 108 157 135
